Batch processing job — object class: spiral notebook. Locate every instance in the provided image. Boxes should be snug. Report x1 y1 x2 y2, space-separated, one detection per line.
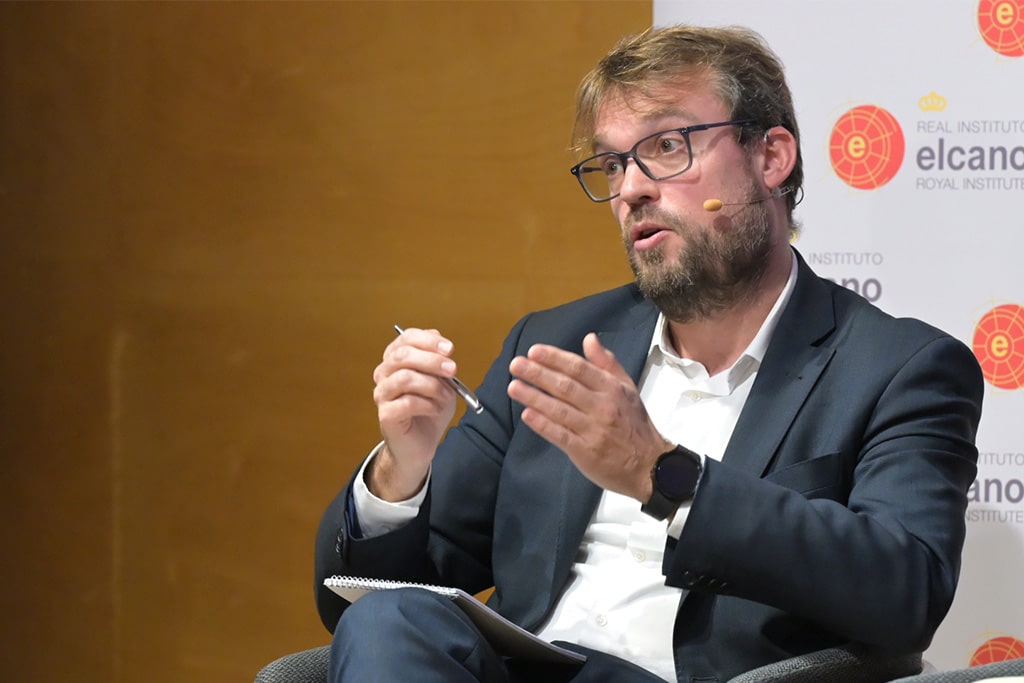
324 576 586 664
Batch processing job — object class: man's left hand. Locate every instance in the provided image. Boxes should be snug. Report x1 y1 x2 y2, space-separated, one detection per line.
507 332 671 502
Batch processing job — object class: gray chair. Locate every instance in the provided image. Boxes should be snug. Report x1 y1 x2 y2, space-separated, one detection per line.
255 642 926 682
727 643 923 682
892 657 1024 681
256 645 330 683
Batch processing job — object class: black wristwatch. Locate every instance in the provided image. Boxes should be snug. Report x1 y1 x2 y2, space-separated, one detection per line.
640 444 704 520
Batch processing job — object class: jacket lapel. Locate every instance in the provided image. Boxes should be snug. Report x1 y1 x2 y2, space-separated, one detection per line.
722 252 838 475
545 297 660 606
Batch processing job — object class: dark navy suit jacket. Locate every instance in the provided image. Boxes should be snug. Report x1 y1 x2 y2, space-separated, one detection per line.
315 250 983 682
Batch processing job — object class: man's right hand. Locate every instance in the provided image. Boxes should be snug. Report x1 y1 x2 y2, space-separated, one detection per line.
369 327 460 501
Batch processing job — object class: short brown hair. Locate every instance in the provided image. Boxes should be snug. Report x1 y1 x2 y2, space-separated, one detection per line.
572 25 803 216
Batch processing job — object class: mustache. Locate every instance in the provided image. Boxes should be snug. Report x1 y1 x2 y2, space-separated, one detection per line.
624 206 682 234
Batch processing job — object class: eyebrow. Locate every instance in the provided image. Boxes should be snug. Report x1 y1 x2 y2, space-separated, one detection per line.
591 105 700 153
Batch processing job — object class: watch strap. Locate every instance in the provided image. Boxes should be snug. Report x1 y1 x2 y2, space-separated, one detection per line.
641 445 704 521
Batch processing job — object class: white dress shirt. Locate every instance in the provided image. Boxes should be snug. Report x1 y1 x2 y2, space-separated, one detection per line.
353 253 798 681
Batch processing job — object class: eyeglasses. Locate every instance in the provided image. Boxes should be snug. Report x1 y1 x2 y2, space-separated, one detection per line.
569 119 756 202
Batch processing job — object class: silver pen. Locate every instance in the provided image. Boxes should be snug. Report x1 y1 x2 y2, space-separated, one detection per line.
393 325 484 415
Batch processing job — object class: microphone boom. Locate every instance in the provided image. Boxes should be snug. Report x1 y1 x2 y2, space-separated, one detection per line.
703 186 789 212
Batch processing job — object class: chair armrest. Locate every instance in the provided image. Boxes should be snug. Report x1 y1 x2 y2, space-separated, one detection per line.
254 645 331 683
890 656 1024 681
727 643 923 683
256 641 928 683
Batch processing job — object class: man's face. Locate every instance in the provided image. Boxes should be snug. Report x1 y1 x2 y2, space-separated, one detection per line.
593 83 777 322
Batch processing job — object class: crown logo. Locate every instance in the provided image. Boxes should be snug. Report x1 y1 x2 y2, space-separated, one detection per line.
918 91 947 112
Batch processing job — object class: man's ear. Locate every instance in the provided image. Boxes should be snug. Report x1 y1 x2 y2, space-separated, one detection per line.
761 126 797 191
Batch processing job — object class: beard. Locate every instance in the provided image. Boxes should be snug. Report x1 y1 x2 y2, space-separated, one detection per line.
623 186 775 323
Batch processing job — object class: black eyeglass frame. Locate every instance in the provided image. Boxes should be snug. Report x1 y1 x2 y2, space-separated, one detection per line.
569 119 758 203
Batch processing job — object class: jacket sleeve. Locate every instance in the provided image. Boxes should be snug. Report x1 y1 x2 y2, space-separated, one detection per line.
664 333 983 653
313 313 540 633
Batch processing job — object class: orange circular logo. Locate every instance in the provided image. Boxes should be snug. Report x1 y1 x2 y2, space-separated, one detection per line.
978 0 1024 57
973 304 1024 389
829 105 905 190
971 635 1024 665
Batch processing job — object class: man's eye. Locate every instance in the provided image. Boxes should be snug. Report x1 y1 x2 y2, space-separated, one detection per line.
599 157 622 176
656 136 686 154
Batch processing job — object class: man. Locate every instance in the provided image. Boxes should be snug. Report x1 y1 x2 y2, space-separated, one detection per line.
314 25 983 682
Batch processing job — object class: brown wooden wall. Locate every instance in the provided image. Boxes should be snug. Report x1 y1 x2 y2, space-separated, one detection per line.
0 1 649 681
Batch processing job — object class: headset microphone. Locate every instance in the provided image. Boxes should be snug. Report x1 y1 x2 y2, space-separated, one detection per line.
703 187 788 212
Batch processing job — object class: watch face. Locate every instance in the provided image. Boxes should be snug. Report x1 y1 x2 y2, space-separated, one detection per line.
656 451 700 499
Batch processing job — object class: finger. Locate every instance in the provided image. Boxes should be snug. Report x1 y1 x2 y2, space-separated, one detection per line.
513 343 608 397
375 336 458 384
581 333 632 384
507 375 585 424
526 343 599 380
393 327 454 357
375 366 456 408
509 358 586 413
507 378 586 450
377 390 453 426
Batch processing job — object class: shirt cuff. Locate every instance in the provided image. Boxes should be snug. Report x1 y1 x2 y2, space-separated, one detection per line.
351 441 430 538
665 502 691 539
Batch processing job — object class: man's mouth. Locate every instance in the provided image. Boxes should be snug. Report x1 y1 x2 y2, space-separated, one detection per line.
630 224 670 250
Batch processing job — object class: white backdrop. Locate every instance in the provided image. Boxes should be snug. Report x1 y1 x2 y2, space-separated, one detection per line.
654 0 1024 671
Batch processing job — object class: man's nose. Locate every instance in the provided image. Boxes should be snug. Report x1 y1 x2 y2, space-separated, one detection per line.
616 158 659 204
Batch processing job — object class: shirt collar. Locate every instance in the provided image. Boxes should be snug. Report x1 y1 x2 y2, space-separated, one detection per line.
646 249 799 385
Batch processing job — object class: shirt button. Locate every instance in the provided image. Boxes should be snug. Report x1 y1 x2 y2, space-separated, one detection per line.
632 550 646 562
595 614 608 627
